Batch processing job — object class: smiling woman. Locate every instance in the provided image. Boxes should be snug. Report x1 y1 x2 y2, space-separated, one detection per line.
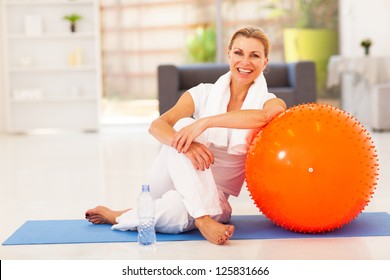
226 28 270 111
86 27 286 246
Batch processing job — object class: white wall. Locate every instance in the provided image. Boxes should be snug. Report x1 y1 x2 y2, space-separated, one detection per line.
340 0 390 56
0 2 5 132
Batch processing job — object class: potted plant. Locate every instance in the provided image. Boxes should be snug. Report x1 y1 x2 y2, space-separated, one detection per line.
63 13 83 33
269 0 339 97
361 39 372 56
186 26 216 63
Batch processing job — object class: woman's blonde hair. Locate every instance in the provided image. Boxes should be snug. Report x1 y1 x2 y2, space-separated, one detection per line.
228 27 270 58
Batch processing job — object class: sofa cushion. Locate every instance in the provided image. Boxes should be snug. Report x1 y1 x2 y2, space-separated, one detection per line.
264 64 290 87
179 64 229 90
179 63 291 90
269 87 295 108
157 61 316 114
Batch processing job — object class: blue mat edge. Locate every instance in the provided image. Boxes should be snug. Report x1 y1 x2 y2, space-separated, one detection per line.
3 212 390 246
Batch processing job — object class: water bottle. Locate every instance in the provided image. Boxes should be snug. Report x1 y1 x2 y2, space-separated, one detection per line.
137 184 156 246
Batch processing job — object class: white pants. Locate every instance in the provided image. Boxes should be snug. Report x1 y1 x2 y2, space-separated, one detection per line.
112 118 232 234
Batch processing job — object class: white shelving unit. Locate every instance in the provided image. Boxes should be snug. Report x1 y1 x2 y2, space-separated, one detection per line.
2 0 102 132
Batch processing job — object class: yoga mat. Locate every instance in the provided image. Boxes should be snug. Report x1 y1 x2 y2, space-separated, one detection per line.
3 212 390 245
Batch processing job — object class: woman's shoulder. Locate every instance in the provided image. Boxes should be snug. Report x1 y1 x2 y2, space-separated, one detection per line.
187 83 214 117
188 83 214 101
189 83 214 94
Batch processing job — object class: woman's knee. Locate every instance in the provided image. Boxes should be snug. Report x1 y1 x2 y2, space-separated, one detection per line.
173 117 207 143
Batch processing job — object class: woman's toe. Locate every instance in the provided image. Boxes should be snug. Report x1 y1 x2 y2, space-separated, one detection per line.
224 225 234 237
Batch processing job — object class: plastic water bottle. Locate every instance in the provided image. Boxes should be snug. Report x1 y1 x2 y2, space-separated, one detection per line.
137 184 156 246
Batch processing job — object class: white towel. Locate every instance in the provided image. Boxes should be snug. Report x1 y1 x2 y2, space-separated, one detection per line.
202 71 271 155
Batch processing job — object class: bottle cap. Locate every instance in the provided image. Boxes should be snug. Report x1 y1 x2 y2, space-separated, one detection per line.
141 184 150 192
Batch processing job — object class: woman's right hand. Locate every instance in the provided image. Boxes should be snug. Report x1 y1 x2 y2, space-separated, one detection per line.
181 141 214 171
172 118 208 153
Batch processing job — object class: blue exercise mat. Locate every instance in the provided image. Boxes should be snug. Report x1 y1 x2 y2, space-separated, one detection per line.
3 212 390 245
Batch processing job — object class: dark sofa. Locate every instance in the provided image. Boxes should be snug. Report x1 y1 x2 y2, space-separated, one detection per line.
157 61 316 115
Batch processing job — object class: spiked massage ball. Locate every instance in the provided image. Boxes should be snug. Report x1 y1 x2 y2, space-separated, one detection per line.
245 103 379 233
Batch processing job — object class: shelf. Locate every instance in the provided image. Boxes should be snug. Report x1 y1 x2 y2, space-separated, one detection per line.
6 0 94 6
8 32 96 39
10 97 97 103
100 0 213 10
3 0 102 132
9 65 97 73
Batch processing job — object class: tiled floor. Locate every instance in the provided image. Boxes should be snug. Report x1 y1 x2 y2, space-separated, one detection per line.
0 121 389 260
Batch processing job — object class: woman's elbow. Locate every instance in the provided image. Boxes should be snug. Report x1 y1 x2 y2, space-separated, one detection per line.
255 111 270 127
257 105 285 127
148 118 158 136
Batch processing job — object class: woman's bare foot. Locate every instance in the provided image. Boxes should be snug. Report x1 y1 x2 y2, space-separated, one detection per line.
85 206 130 225
195 215 234 245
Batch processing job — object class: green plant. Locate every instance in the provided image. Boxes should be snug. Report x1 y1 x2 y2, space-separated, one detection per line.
63 13 82 23
295 0 338 29
267 0 338 29
63 13 83 32
361 39 372 48
361 38 372 55
186 26 216 63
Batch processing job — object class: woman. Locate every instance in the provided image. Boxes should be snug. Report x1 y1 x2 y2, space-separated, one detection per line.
85 27 286 245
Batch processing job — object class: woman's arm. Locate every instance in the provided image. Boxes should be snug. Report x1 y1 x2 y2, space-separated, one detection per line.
148 92 195 146
205 98 286 129
173 97 286 153
148 91 214 171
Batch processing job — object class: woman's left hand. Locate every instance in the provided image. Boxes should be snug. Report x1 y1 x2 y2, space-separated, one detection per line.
172 119 207 153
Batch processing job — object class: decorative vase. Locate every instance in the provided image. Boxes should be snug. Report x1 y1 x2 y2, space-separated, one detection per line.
364 47 370 56
283 28 338 98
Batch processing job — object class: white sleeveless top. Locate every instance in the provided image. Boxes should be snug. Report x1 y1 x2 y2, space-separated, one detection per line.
209 143 246 197
188 83 276 197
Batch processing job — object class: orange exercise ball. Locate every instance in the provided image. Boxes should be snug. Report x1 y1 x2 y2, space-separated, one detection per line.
245 103 379 233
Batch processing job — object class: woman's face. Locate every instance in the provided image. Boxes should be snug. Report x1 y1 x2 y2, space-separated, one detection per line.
228 36 268 85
